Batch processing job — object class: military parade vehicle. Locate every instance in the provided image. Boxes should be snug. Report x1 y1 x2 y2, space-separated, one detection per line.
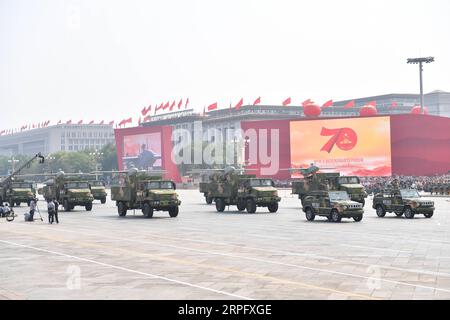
372 187 435 219
200 166 280 213
430 180 450 195
38 172 95 212
198 173 217 204
302 190 364 222
290 165 367 205
89 180 108 203
110 168 180 218
0 152 45 207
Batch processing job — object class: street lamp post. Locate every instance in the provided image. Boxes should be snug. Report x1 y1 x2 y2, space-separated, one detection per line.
46 156 56 173
7 156 20 174
89 150 104 180
407 56 435 113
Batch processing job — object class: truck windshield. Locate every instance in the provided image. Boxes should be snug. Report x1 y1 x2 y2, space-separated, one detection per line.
328 191 350 201
91 181 104 186
12 183 32 188
400 189 420 198
338 177 360 184
147 181 174 189
67 182 89 189
249 179 273 187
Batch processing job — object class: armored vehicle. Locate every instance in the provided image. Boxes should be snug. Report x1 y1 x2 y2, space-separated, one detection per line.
199 173 219 204
0 153 45 207
206 167 280 213
302 190 364 222
89 180 107 203
430 180 450 195
110 168 180 218
372 188 435 219
292 171 367 205
39 172 94 212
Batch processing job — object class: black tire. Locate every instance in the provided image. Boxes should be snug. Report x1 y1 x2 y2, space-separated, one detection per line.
117 202 127 217
169 206 179 217
15 202 21 206
205 196 213 205
403 207 415 219
85 202 93 211
142 203 153 218
268 202 278 213
305 207 315 221
6 211 15 222
395 212 404 217
215 198 225 212
353 215 363 222
424 212 433 218
63 200 71 212
331 209 342 222
101 197 106 204
236 200 246 211
375 205 386 217
246 198 256 214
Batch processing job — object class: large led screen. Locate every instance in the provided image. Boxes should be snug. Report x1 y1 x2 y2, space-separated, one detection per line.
122 132 162 170
290 117 392 177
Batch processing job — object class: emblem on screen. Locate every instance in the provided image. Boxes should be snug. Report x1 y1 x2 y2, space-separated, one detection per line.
320 127 357 153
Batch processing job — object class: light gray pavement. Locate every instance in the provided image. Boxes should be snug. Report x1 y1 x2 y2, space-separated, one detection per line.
1 188 450 300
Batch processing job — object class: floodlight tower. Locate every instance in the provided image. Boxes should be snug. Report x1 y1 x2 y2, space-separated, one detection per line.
407 56 435 113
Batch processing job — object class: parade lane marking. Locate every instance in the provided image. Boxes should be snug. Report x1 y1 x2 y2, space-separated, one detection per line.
0 229 378 300
0 238 251 300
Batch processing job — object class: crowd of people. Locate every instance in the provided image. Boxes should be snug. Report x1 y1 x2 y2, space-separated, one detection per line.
360 175 450 195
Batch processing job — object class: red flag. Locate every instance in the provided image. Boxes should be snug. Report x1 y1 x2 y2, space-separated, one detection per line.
185 98 189 109
125 117 132 124
78 120 83 125
282 97 291 106
235 98 244 110
108 120 114 125
178 99 183 109
138 117 142 124
163 101 170 110
67 120 72 124
89 120 94 124
302 99 312 106
141 106 147 116
390 101 398 109
169 100 176 111
253 97 261 105
57 120 62 125
207 102 218 111
344 100 355 109
368 101 376 107
155 102 164 114
322 100 333 108
144 115 151 122
99 120 105 125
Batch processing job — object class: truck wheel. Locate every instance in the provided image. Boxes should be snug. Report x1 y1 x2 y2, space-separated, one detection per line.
205 196 213 205
101 197 106 204
63 200 71 212
305 207 315 221
117 202 127 217
424 212 433 218
268 202 278 213
215 198 225 212
237 200 246 211
142 203 153 218
353 215 363 222
375 205 386 217
169 206 179 217
85 202 93 211
331 209 342 222
246 198 256 214
403 207 415 219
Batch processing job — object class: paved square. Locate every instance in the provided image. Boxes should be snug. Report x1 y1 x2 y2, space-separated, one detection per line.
1 189 450 300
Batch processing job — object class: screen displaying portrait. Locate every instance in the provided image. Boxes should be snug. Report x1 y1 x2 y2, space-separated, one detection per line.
122 132 162 170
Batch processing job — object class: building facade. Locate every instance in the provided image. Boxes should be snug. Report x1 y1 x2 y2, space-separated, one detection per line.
0 123 115 156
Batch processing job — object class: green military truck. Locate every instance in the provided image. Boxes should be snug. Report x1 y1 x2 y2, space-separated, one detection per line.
199 173 216 204
0 153 45 207
430 180 450 195
292 172 367 205
89 180 107 203
302 190 364 222
39 172 94 212
111 168 180 218
372 188 435 219
207 167 280 213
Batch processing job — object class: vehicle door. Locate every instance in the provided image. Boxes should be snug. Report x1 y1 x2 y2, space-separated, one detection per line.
392 190 403 211
136 182 146 202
